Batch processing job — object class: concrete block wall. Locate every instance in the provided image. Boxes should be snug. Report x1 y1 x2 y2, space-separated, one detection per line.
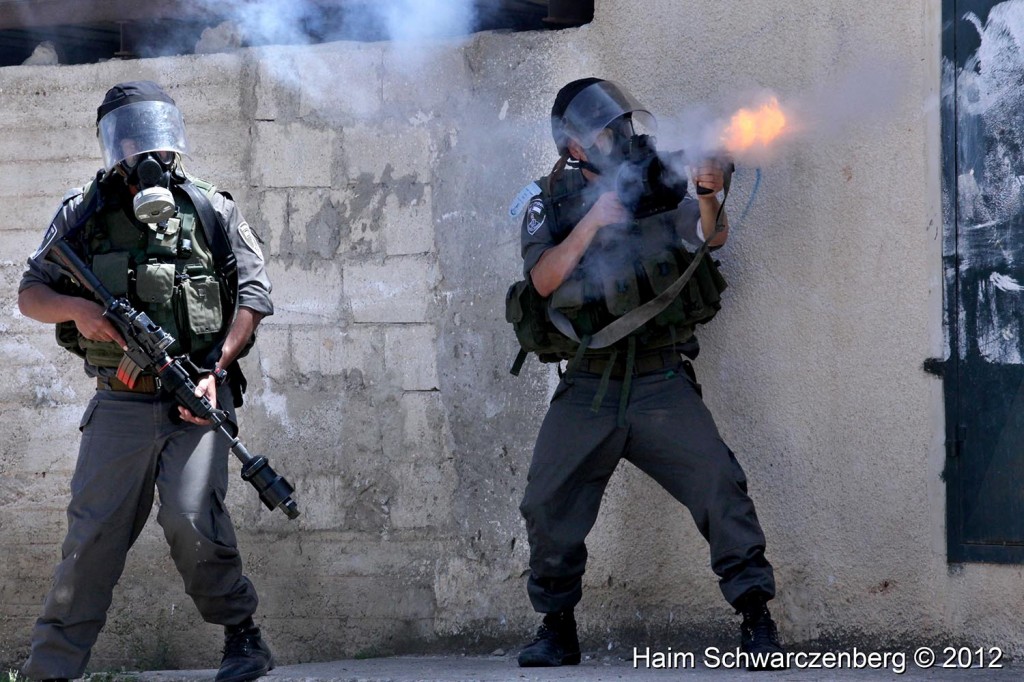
0 0 1015 674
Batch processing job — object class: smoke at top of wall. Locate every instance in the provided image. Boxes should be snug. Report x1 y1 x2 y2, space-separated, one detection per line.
0 0 583 67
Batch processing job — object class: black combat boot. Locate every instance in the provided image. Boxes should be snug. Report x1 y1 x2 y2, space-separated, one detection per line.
517 610 581 667
738 596 787 671
216 618 275 682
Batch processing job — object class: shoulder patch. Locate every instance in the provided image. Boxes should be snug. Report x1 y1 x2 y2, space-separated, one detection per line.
509 181 542 218
526 197 546 236
238 221 264 260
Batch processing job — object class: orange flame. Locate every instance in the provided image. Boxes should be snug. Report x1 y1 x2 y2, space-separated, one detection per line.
720 97 787 153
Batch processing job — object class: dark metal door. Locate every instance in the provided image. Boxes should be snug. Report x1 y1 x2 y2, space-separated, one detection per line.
944 0 1024 562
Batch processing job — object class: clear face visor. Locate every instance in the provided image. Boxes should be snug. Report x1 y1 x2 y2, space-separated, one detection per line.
97 100 189 171
560 81 657 149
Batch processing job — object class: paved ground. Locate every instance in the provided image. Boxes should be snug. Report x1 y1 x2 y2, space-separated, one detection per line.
133 651 1019 681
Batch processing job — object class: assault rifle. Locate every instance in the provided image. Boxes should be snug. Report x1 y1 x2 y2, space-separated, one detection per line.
46 238 300 520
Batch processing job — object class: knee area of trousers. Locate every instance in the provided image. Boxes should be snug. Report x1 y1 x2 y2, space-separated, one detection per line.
160 509 212 546
519 497 551 527
702 458 748 494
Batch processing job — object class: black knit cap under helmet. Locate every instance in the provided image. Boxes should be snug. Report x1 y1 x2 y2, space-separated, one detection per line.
96 80 176 125
551 77 604 155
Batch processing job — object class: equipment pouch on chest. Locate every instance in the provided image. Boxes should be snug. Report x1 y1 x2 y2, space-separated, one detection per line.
77 335 124 368
641 254 688 328
136 262 175 304
549 274 605 338
91 251 130 297
55 321 86 358
654 249 727 326
146 217 181 259
182 275 224 345
602 270 641 317
549 276 585 316
505 280 576 357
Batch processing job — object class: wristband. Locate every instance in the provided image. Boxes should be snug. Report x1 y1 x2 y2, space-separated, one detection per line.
212 367 229 386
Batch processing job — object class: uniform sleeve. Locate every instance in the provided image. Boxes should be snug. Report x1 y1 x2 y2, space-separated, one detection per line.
672 196 705 249
213 193 274 317
520 195 556 279
18 192 86 293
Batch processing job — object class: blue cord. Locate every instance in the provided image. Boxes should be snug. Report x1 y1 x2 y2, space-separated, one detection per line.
736 167 762 226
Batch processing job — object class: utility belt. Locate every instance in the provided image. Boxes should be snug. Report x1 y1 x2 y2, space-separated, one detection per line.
97 374 161 394
575 348 683 380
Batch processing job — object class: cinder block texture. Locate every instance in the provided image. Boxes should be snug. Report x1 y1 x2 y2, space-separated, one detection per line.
0 0 967 674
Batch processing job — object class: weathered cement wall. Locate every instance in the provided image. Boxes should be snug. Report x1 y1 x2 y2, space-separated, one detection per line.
0 0 1005 673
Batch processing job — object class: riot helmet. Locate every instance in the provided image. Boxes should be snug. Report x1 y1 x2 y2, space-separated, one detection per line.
551 79 656 156
552 79 689 217
96 81 188 173
96 81 188 223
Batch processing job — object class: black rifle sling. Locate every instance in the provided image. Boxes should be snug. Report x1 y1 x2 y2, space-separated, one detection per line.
180 181 239 306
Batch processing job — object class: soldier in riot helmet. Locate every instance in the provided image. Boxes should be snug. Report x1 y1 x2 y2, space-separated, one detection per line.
18 81 275 682
509 78 785 669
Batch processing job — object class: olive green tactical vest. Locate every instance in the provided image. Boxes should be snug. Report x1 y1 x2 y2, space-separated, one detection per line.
56 177 227 368
506 169 727 364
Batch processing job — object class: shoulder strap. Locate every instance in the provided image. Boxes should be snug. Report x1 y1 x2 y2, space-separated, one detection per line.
64 172 105 240
179 180 239 306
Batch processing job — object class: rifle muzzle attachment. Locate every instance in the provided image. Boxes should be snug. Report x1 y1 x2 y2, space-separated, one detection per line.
241 455 300 519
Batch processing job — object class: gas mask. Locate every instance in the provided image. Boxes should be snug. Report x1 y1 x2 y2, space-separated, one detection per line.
580 117 634 176
97 96 189 223
558 81 685 217
125 152 177 223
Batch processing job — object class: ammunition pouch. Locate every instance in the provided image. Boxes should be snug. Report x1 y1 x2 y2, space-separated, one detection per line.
55 320 87 359
505 279 577 364
181 275 224 352
551 244 727 340
643 248 727 329
56 320 124 367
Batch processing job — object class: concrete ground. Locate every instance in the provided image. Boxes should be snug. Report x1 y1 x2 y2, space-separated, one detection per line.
133 652 1019 681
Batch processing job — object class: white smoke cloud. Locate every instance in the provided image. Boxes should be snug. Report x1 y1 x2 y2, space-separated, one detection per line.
654 56 905 171
376 0 476 42
184 0 476 48
178 0 478 120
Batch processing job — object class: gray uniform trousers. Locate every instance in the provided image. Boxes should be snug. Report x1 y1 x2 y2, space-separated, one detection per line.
519 360 775 614
24 385 258 680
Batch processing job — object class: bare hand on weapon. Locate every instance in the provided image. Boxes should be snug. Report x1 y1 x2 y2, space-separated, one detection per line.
71 299 127 349
691 161 726 198
178 373 216 425
588 190 631 228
